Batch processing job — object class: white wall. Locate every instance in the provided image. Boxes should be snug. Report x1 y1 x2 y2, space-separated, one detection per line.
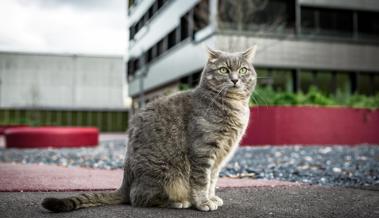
0 52 129 109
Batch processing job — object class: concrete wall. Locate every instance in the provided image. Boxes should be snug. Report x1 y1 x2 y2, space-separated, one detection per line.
0 52 129 109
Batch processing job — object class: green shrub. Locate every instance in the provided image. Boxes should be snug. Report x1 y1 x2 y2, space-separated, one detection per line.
250 86 379 109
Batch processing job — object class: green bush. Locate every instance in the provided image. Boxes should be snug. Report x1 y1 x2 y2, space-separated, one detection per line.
250 86 379 109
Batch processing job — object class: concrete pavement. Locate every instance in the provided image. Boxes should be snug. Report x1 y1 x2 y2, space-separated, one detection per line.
1 186 378 218
0 163 301 192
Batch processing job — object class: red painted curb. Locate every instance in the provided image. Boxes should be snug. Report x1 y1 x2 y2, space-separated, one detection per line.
5 127 99 148
0 163 301 192
241 106 379 146
0 125 28 135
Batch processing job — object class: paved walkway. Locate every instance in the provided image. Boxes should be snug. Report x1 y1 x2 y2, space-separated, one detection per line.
1 187 378 218
0 163 300 192
0 163 378 217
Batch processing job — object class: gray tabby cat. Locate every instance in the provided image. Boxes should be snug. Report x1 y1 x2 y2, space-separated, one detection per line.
42 46 257 212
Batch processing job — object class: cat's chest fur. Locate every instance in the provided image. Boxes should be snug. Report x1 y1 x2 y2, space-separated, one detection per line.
193 98 250 165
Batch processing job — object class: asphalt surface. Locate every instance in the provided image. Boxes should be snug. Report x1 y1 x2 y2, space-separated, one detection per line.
1 187 378 218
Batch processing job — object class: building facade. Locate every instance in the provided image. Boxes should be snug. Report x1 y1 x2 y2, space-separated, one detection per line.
127 0 379 108
0 51 129 131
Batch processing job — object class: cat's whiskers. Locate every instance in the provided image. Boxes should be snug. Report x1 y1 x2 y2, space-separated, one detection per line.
253 90 269 108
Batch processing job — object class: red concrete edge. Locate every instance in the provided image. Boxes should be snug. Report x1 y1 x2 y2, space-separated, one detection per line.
0 163 302 192
241 106 379 146
5 127 99 148
0 125 28 135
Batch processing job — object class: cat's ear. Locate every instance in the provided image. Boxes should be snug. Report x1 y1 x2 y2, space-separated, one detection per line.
207 47 222 62
241 46 257 63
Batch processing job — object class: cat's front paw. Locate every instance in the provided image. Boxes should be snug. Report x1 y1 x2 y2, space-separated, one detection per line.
210 195 223 207
195 199 218 211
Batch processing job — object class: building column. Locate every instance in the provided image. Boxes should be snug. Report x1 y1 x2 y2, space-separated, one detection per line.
295 0 301 35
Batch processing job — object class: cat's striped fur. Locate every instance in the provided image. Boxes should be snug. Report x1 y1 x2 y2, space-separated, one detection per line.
41 47 257 212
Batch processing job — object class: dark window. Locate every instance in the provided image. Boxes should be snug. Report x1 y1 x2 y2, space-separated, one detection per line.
127 60 134 77
127 58 139 81
136 20 143 32
180 14 190 41
134 59 140 72
142 13 149 24
314 71 333 94
193 0 209 33
301 7 353 37
300 70 315 93
157 0 164 9
319 8 353 35
146 48 153 63
271 69 292 92
301 7 316 32
219 0 295 32
358 11 379 38
357 73 373 95
374 74 379 94
131 0 168 40
151 46 158 60
147 5 154 19
129 25 136 40
336 72 350 94
156 39 166 57
167 28 177 49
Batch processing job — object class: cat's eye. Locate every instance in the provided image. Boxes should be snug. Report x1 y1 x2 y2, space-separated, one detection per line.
218 67 229 74
239 67 247 75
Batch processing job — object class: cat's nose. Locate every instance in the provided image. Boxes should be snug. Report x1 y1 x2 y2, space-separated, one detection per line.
231 79 239 85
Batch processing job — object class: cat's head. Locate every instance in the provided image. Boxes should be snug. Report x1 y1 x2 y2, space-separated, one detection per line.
200 47 257 97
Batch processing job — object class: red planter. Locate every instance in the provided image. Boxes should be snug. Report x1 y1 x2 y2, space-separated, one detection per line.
0 125 28 135
5 127 99 149
241 106 379 146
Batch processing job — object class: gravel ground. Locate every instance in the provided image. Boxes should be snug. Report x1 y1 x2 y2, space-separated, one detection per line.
1 139 378 188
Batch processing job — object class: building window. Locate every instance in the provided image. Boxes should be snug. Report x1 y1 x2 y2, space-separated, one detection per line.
156 39 166 57
315 71 334 94
146 48 153 63
301 7 353 37
218 0 295 32
129 25 136 40
358 11 379 39
193 0 209 33
336 72 350 95
127 58 140 81
270 69 292 92
319 8 353 36
180 13 191 41
167 28 178 49
299 70 314 93
374 74 379 94
129 0 169 40
357 73 374 95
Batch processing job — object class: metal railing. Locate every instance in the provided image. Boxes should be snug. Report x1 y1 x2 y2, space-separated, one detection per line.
0 108 128 132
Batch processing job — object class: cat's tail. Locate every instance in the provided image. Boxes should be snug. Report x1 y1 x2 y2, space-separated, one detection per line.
41 190 125 212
